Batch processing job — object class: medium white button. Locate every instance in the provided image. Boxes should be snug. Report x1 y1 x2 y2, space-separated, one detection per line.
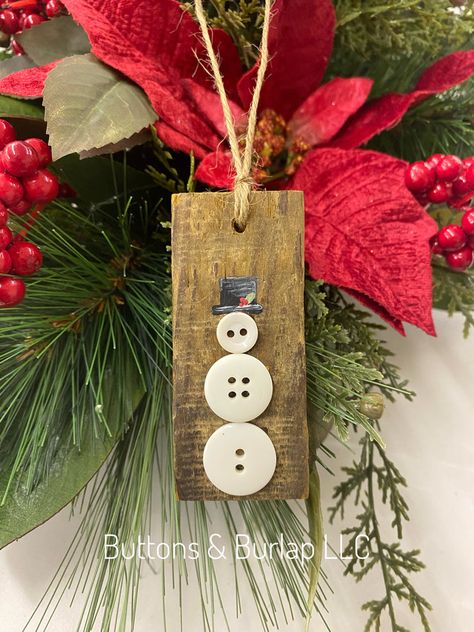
216 312 258 354
203 423 276 496
204 354 272 422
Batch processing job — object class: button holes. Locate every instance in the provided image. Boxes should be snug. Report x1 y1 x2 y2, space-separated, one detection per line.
242 377 250 384
228 377 236 384
227 329 235 338
239 328 247 336
235 449 245 457
241 391 250 398
235 464 245 472
228 391 237 398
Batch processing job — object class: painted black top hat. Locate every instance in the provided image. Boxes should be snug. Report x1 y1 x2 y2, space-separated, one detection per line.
212 276 263 315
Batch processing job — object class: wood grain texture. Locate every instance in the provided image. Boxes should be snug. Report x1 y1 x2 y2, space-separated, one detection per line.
172 191 308 500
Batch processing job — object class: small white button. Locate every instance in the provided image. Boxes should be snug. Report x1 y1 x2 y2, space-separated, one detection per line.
203 423 276 496
204 354 272 422
216 312 258 354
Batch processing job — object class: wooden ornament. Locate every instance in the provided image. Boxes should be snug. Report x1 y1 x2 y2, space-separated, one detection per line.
172 191 308 500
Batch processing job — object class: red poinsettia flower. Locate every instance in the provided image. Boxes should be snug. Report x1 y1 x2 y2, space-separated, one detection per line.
2 0 474 334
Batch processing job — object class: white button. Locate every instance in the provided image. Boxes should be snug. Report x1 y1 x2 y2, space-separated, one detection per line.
203 423 276 496
204 354 272 422
216 312 258 354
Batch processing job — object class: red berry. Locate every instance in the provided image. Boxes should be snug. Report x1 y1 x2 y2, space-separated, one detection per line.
0 276 26 307
23 168 59 202
0 202 8 226
23 13 45 29
0 225 13 249
405 161 436 192
437 224 467 251
430 236 443 255
453 174 474 197
0 119 16 149
45 0 64 17
9 241 42 275
9 199 31 216
0 9 19 35
463 157 474 170
436 155 463 182
0 249 11 273
428 182 451 204
25 138 52 168
0 172 24 206
445 246 473 271
465 164 474 188
2 140 40 177
461 209 474 235
467 234 474 250
11 39 24 55
425 153 445 169
58 182 76 198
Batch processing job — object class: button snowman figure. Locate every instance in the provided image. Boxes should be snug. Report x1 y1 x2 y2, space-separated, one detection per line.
203 277 277 496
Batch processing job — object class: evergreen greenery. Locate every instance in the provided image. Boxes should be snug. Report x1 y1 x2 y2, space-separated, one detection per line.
0 1 472 630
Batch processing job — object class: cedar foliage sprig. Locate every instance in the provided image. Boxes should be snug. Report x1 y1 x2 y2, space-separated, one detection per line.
183 0 264 66
330 437 432 632
433 259 474 337
334 0 473 61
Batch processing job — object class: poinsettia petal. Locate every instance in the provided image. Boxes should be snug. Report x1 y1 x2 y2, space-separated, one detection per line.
328 93 414 150
0 62 57 98
154 122 210 159
331 49 474 149
292 148 437 334
415 49 474 91
183 79 246 141
237 0 336 118
62 0 219 150
288 77 373 146
195 149 234 189
344 290 406 335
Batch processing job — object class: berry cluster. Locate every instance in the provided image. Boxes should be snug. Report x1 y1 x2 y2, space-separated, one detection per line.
431 210 474 272
0 0 66 54
0 117 58 307
405 154 474 208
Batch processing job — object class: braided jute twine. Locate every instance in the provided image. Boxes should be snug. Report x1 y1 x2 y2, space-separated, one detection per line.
194 0 273 231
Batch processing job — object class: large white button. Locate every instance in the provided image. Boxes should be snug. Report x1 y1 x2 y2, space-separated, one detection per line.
216 312 258 354
203 423 276 496
204 354 272 422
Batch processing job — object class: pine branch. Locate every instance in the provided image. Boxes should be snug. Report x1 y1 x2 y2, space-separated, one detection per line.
368 77 474 162
330 437 432 632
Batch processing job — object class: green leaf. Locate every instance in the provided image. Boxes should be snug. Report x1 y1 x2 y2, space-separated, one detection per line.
0 54 35 79
53 154 156 204
0 361 145 550
43 54 157 160
16 15 91 65
0 94 43 119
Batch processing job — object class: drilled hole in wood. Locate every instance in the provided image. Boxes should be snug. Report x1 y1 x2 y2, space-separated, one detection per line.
232 218 245 233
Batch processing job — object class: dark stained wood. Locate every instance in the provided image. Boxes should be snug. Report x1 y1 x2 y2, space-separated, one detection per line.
172 191 308 500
